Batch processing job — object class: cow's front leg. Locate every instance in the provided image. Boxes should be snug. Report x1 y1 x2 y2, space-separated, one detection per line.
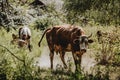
60 51 67 69
77 53 82 70
50 51 54 69
28 44 31 52
72 51 82 72
28 39 31 52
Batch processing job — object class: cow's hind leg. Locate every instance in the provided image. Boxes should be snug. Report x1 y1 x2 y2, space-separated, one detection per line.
50 50 54 69
60 51 67 69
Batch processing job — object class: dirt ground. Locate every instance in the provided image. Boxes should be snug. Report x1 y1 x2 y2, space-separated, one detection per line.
37 46 97 73
36 46 120 80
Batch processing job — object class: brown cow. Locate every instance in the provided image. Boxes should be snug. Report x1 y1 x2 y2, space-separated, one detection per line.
38 25 93 71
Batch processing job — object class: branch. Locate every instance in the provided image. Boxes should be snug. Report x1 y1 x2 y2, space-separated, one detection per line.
0 44 33 79
0 44 24 62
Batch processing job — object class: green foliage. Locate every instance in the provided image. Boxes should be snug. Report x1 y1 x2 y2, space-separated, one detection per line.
0 0 120 80
95 27 120 65
33 14 62 31
63 0 120 25
34 18 50 31
63 0 92 13
0 24 120 80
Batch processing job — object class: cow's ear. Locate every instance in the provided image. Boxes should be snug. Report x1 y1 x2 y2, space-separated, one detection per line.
73 39 80 44
12 34 17 39
88 39 93 43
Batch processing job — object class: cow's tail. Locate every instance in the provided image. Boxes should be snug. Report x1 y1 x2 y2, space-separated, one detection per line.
38 28 51 47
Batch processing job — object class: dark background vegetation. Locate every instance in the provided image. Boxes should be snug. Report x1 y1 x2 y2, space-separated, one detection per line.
0 0 120 80
63 0 120 25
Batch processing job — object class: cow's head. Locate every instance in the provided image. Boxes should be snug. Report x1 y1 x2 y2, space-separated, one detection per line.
22 34 30 40
11 33 27 47
73 34 93 53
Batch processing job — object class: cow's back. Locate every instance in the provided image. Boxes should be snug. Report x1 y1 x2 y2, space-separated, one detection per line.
51 25 84 49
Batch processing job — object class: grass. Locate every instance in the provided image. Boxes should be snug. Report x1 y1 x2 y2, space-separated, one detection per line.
0 25 120 80
1 0 120 79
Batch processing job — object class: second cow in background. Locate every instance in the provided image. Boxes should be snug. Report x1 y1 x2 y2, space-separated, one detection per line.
18 26 32 52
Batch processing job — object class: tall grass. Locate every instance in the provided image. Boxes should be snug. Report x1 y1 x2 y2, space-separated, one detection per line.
0 24 120 80
0 26 42 80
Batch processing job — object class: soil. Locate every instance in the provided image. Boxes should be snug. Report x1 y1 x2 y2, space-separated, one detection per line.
36 46 120 80
37 46 97 73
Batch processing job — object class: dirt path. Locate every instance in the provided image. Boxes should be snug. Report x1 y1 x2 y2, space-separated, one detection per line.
37 46 97 73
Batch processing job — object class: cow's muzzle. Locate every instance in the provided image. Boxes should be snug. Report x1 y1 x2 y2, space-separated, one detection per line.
81 49 87 53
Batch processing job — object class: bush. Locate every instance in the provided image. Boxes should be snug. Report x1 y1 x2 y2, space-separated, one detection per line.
96 27 120 65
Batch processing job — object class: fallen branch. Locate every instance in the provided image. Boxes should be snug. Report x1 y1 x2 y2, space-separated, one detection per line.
0 44 33 79
0 44 24 62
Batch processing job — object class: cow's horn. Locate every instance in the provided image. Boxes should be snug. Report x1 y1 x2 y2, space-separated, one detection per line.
88 33 92 38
